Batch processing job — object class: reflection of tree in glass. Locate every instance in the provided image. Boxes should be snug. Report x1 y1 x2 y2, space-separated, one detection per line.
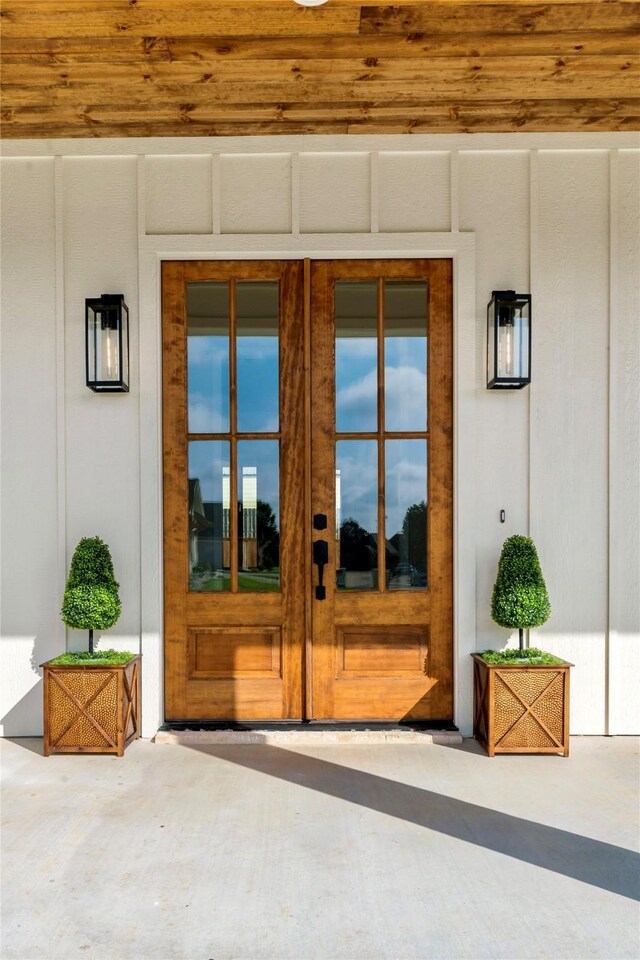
257 499 279 570
340 518 375 571
401 501 426 567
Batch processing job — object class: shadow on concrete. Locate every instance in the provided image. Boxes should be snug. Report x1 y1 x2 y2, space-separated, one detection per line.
186 742 640 902
3 737 44 756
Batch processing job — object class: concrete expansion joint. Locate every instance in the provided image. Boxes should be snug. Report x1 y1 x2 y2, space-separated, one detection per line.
153 729 464 745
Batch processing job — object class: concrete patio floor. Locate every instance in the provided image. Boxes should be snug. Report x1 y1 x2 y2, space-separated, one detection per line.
1 736 639 960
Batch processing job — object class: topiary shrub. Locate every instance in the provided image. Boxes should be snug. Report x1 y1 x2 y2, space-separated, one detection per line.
61 537 122 654
491 535 551 651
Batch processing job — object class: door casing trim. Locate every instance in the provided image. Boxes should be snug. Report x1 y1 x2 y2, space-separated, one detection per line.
139 233 477 737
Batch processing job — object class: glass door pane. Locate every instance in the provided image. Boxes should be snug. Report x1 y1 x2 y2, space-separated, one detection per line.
336 440 378 590
335 281 378 433
186 278 281 594
188 441 231 591
385 439 428 589
187 282 229 433
236 281 279 433
237 440 280 591
384 281 428 432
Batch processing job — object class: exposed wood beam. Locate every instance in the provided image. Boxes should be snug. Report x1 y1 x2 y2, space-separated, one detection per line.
1 1 638 138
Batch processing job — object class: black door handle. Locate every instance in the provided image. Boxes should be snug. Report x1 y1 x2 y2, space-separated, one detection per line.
313 539 329 600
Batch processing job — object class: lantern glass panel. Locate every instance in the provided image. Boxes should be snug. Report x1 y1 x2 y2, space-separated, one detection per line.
120 303 129 390
86 295 129 392
497 301 529 381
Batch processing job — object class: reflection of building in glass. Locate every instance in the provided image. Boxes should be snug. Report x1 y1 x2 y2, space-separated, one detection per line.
240 466 258 569
189 466 259 572
188 479 207 570
335 468 342 569
221 465 258 569
222 466 230 539
188 478 220 572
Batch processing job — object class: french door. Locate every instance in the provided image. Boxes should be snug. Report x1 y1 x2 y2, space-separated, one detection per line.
163 258 452 721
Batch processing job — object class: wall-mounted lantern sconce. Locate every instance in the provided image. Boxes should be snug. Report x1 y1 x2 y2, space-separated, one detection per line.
487 290 531 389
85 294 129 393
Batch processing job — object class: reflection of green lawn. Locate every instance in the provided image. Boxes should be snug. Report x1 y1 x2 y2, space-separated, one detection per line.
195 570 280 592
238 574 279 592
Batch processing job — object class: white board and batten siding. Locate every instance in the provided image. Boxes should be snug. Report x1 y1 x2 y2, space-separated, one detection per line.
1 134 638 738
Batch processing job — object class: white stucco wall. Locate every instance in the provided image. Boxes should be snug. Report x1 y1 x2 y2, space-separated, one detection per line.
1 133 638 737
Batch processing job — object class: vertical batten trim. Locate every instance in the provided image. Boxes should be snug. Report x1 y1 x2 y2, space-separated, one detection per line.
605 148 617 736
137 153 146 239
212 154 221 235
450 151 460 233
54 155 67 652
135 155 144 655
528 150 539 546
370 152 380 233
291 153 300 236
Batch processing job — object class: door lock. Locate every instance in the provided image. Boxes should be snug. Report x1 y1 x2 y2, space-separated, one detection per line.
313 539 329 600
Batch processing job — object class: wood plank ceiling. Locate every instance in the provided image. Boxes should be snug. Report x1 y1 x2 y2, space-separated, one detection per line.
1 0 639 138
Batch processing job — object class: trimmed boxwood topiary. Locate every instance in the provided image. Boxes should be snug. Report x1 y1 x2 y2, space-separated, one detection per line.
61 537 122 655
491 535 551 651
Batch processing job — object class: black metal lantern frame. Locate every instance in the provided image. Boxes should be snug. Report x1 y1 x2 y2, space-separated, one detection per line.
487 290 531 389
85 294 130 393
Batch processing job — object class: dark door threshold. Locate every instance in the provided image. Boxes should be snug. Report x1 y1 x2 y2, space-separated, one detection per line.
160 719 458 732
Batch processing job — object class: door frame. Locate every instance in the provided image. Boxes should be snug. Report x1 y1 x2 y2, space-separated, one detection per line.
138 233 477 737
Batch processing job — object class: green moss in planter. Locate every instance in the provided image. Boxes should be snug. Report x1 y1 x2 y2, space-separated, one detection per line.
49 649 135 666
480 647 564 666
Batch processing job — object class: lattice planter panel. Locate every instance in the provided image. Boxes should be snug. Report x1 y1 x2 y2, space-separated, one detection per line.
42 656 141 756
471 654 571 757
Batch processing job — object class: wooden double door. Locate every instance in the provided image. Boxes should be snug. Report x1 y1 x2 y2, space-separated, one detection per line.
163 259 453 721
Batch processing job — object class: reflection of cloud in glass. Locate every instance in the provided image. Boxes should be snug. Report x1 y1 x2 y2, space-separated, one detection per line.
336 337 377 432
188 337 228 366
189 395 228 433
336 365 427 433
336 369 377 432
188 336 229 432
386 440 428 536
237 337 279 432
338 339 377 360
385 366 427 431
336 441 377 534
188 441 229 502
236 337 279 361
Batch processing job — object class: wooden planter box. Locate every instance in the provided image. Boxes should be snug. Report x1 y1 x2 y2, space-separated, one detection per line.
471 653 572 757
42 655 141 756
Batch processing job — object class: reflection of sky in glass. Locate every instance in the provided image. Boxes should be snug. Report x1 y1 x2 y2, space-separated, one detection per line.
188 337 229 432
385 281 427 431
237 337 279 432
187 282 229 433
385 440 428 538
335 281 378 433
384 341 428 431
187 280 280 435
237 282 279 433
237 440 280 530
188 440 229 503
336 340 377 432
336 440 377 535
